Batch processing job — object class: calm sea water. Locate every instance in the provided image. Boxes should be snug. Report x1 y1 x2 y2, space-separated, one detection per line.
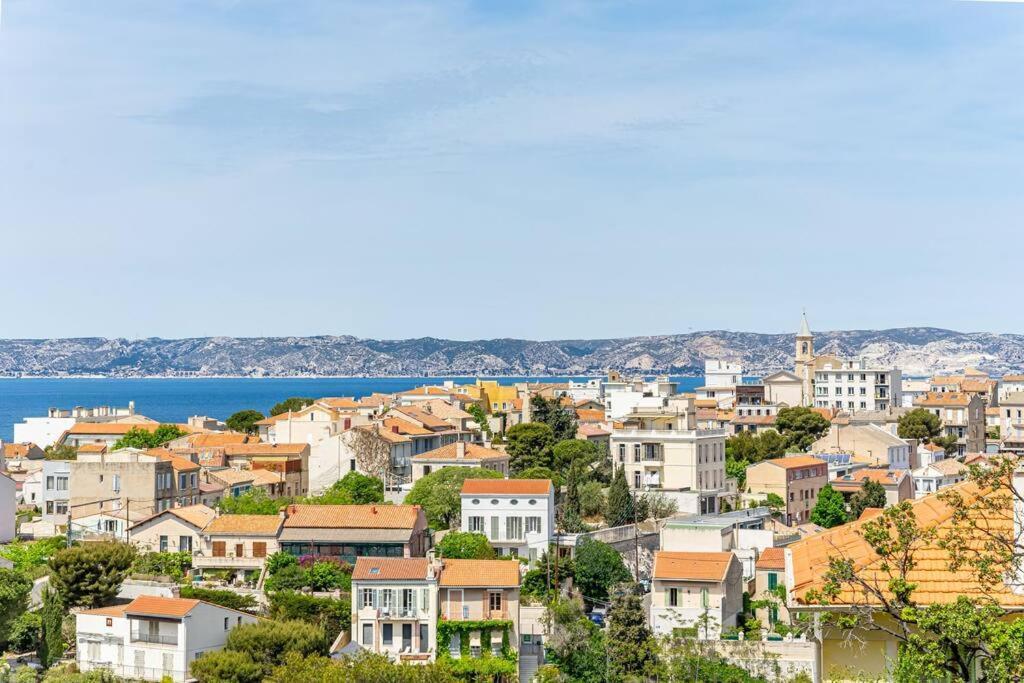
0 376 704 442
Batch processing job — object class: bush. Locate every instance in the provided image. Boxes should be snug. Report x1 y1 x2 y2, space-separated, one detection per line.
217 489 289 515
131 551 192 581
574 539 631 601
578 481 606 518
0 537 67 574
190 649 265 683
48 542 135 608
265 552 297 576
226 619 329 669
265 564 308 591
179 587 259 613
0 567 33 650
641 492 678 519
436 532 496 560
337 471 384 504
7 611 41 653
267 591 351 636
307 561 351 592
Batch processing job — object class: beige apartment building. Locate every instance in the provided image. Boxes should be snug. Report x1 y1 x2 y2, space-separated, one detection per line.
70 448 182 519
128 505 217 553
752 547 789 630
438 559 521 659
745 455 828 526
914 392 985 456
193 514 284 582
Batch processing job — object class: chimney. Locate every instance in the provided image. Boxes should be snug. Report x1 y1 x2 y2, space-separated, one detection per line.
371 506 378 514
456 442 466 459
392 425 400 434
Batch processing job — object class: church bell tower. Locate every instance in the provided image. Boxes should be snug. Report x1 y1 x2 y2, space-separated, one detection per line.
795 311 814 406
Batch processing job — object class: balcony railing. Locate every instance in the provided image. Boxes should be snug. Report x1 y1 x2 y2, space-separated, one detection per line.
442 608 509 621
193 554 264 567
131 631 178 645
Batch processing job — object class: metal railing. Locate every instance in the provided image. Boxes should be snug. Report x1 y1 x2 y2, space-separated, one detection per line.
131 632 178 645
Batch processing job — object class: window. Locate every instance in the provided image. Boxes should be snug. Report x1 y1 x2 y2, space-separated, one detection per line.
180 536 192 552
159 535 168 552
362 589 374 608
382 624 393 645
700 588 709 608
179 474 187 489
106 618 113 627
362 623 373 645
768 572 778 590
633 471 641 488
633 444 641 462
526 516 541 533
489 591 502 613
402 588 414 614
669 588 678 607
490 516 499 540
46 476 54 490
190 473 197 488
112 474 121 493
618 444 625 462
253 542 267 558
506 517 523 540
419 624 429 653
468 516 484 533
224 617 229 630
212 541 226 557
381 589 394 612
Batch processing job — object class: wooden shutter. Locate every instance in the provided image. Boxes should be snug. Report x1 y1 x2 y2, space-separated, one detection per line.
212 541 226 557
235 543 244 558
253 542 267 558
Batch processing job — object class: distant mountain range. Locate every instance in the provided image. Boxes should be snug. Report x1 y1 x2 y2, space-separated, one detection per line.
0 329 1022 378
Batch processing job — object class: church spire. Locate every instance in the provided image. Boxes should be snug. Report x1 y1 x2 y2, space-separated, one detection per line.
798 309 811 338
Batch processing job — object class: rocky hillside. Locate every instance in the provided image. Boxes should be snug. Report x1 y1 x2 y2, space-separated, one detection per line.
0 328 1022 377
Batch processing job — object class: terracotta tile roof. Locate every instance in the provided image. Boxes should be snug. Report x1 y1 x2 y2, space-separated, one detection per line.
381 417 433 436
319 397 360 409
461 479 553 496
76 443 108 454
576 424 612 438
352 557 430 581
755 547 785 571
356 424 411 444
203 514 284 535
790 480 1024 608
169 505 217 529
391 406 451 430
149 449 200 471
831 468 907 491
961 379 995 393
199 480 225 493
249 469 285 486
411 443 507 462
78 605 127 617
918 459 968 477
255 413 288 425
207 469 256 487
125 595 201 618
283 504 422 529
440 559 520 587
694 399 719 409
921 442 945 452
223 443 309 456
420 399 473 421
2 443 39 458
758 455 826 470
575 409 605 423
66 422 181 435
1003 375 1024 382
916 392 972 407
732 414 777 426
400 386 452 397
188 433 258 447
930 376 963 386
653 551 734 582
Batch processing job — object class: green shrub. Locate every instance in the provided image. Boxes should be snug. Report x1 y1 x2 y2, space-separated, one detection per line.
267 591 350 636
307 561 350 591
190 649 265 683
578 481 606 518
264 564 308 591
7 611 41 653
131 551 192 581
179 587 259 613
265 552 297 575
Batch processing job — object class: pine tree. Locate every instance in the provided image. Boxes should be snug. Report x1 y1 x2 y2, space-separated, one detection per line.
38 587 66 667
606 465 635 528
849 479 888 520
607 585 657 678
810 483 848 528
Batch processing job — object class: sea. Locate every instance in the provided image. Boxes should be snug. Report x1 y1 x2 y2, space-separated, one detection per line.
0 376 705 442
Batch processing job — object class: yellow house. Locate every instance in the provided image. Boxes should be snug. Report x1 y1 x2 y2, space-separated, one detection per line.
457 381 520 414
785 477 1024 682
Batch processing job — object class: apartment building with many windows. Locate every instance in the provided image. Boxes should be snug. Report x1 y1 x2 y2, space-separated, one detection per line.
812 359 902 412
460 479 554 562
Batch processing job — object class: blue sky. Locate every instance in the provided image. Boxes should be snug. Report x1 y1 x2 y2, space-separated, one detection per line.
2 0 1023 340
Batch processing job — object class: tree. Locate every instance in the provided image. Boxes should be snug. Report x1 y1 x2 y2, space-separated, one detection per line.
578 480 605 519
226 410 265 435
605 464 635 528
179 586 259 613
38 587 66 667
270 397 315 416
775 407 830 452
266 651 459 683
48 542 135 608
191 649 266 683
335 471 384 504
0 568 32 650
764 492 785 514
348 426 394 488
0 536 67 573
933 434 961 456
265 564 309 591
267 591 351 638
641 491 678 519
307 560 351 591
304 480 354 506
848 479 888 519
897 408 943 442
726 457 749 490
8 611 41 654
43 443 78 461
810 484 848 528
226 619 329 670
574 538 632 601
515 466 562 488
112 424 186 450
530 395 578 442
606 586 657 679
436 531 495 559
754 429 788 460
805 458 1024 681
552 439 599 471
466 404 492 438
543 596 607 683
505 422 555 474
217 488 287 515
405 467 503 530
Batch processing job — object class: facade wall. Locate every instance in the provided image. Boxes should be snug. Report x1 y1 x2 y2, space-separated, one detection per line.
460 492 554 561
352 579 437 660
14 417 76 448
42 460 71 524
129 517 204 553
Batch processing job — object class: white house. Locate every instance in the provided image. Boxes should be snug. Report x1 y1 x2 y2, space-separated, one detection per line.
351 557 438 663
76 595 258 682
459 479 554 563
813 359 902 412
0 473 15 542
649 550 743 639
911 459 968 499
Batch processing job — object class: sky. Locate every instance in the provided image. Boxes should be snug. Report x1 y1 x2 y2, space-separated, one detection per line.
2 0 1024 341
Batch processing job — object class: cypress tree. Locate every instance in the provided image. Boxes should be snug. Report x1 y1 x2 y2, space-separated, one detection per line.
606 465 634 527
39 587 66 667
607 586 657 678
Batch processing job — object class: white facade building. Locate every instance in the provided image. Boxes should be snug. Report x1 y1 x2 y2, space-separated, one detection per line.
601 377 679 420
13 417 75 449
0 473 15 542
76 595 258 682
460 479 554 562
351 557 438 663
813 359 902 412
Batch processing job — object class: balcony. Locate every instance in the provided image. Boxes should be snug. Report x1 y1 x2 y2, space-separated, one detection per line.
193 553 264 568
375 607 424 620
131 631 178 646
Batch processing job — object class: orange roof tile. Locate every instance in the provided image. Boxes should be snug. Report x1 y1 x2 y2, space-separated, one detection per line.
203 514 283 535
391 406 451 430
319 397 360 409
411 443 507 462
125 595 200 618
76 443 108 454
789 480 1024 608
352 557 430 581
440 559 519 587
831 468 907 491
169 505 217 529
461 479 553 496
653 551 734 582
755 547 785 571
223 443 309 456
916 392 972 407
149 449 200 471
188 433 258 447
381 417 433 436
78 605 127 617
759 455 826 470
66 422 177 435
283 504 422 529
575 409 605 423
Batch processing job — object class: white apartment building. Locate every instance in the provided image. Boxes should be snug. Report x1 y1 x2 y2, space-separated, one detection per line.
912 459 968 499
611 409 727 515
600 376 679 420
41 459 71 526
0 473 14 542
351 557 438 663
901 379 931 408
1001 375 1024 402
813 359 902 412
76 595 258 682
696 361 743 408
460 479 554 562
14 403 137 448
998 391 1024 453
